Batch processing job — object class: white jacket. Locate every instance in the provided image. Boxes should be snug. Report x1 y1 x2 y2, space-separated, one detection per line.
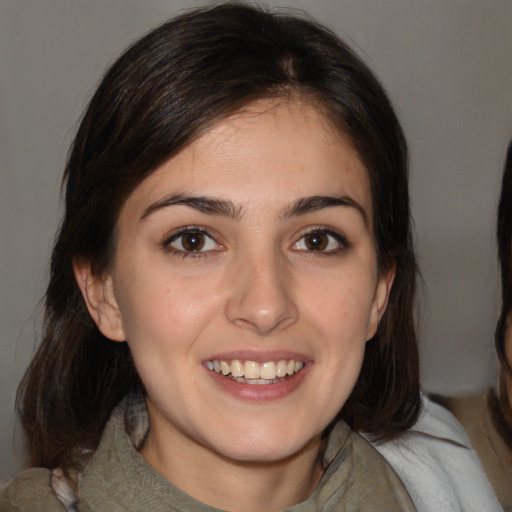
367 394 503 512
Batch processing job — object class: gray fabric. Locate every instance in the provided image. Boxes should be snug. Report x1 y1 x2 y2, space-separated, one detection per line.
1 397 416 511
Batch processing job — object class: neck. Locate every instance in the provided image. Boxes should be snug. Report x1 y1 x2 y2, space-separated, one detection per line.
140 425 325 512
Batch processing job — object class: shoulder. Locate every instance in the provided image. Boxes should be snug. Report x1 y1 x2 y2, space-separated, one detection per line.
0 468 64 511
365 394 502 512
321 423 416 511
432 390 496 451
436 390 512 511
411 391 475 445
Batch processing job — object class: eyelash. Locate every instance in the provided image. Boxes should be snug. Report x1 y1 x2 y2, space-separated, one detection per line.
162 226 222 259
292 227 351 256
161 226 351 259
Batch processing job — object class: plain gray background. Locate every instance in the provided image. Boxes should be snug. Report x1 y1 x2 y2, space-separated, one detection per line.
1 0 512 484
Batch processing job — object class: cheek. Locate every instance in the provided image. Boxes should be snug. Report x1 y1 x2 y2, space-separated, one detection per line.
116 277 218 400
301 270 377 399
304 272 376 336
114 266 219 354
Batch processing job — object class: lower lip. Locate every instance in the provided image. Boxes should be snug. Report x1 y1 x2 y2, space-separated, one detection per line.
206 364 310 401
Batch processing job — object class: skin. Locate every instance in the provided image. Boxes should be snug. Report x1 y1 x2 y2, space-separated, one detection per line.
75 98 394 512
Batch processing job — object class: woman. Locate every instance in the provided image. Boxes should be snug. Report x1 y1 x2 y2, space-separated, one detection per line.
0 4 499 511
435 139 512 510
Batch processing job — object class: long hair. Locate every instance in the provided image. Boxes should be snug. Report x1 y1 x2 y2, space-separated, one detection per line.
495 139 512 428
17 3 420 471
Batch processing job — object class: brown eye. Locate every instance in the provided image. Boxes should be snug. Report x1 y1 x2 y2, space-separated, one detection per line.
166 229 220 254
304 232 328 251
292 229 348 254
181 232 206 251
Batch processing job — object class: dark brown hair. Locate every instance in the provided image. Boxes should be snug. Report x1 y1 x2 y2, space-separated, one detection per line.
18 2 420 471
496 139 512 428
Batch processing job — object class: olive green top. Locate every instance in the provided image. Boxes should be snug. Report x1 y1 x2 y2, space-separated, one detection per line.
1 397 416 511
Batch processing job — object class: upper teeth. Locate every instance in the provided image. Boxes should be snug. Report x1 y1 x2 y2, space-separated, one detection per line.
205 359 304 380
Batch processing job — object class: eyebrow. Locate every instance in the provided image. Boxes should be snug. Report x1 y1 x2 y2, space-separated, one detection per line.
280 195 367 224
140 194 244 221
140 193 367 224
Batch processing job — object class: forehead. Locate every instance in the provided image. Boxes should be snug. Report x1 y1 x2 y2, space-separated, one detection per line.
120 98 372 222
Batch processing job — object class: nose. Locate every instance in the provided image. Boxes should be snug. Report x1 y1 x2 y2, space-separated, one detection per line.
225 251 299 336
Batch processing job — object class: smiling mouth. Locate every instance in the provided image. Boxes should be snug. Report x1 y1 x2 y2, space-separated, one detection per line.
204 359 305 384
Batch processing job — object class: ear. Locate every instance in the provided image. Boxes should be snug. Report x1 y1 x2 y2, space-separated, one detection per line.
73 259 126 342
366 264 396 341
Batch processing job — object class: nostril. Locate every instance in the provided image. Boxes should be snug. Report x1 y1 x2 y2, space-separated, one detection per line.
225 293 299 335
224 259 299 334
228 306 298 335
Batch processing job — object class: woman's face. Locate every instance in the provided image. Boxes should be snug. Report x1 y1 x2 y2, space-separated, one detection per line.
80 99 393 467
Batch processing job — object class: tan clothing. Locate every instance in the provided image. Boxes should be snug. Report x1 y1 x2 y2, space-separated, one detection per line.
438 389 512 511
1 396 416 511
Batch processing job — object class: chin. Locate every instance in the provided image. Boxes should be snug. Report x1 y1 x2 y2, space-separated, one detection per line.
205 426 321 465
